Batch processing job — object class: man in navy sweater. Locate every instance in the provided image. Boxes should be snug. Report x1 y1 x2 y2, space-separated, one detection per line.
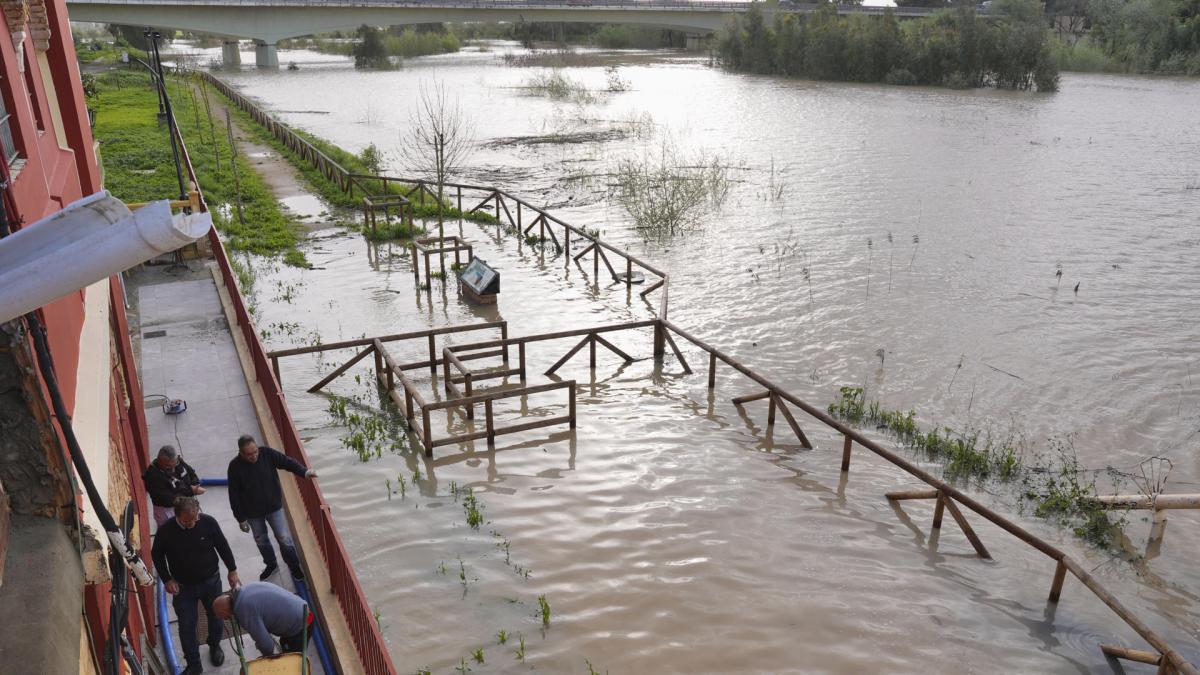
227 434 318 582
151 496 240 674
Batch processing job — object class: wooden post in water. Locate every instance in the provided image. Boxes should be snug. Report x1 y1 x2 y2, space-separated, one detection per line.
589 334 597 369
653 321 666 361
485 399 495 446
841 435 853 471
568 384 577 428
518 343 527 382
500 323 510 364
428 335 437 375
1048 560 1068 603
422 408 432 457
932 492 946 529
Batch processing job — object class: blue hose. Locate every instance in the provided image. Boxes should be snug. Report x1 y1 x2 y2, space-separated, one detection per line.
199 477 228 486
156 579 182 675
294 579 336 675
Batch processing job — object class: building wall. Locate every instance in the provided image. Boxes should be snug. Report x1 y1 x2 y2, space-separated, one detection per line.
0 1 153 670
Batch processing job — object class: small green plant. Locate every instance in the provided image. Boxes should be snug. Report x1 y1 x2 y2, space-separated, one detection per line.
397 474 407 498
372 606 382 629
415 670 431 675
586 659 604 675
455 656 471 674
515 635 525 661
537 594 551 627
472 648 485 664
449 481 459 501
496 629 508 644
458 556 467 585
463 490 485 529
385 478 392 500
412 467 422 483
437 561 447 575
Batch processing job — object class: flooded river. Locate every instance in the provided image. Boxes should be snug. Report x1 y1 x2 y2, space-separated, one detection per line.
171 42 1200 672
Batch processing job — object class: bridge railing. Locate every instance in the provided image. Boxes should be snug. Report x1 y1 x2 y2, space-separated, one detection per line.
201 71 1196 675
71 0 963 17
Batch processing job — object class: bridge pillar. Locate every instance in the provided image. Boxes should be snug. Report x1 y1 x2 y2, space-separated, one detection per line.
221 41 241 68
255 41 279 68
685 34 704 51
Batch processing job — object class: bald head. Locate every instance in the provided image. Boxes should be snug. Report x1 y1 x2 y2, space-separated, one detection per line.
214 593 234 619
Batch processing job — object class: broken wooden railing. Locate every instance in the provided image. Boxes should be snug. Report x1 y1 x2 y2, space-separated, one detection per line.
657 313 1197 675
206 69 1195 674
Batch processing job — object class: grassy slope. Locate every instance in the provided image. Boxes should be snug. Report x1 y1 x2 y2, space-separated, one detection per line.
92 69 307 264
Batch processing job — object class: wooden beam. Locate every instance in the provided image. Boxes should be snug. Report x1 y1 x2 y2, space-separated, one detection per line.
732 390 770 406
942 496 991 559
1100 644 1161 665
593 334 634 362
773 396 812 449
1048 560 1068 603
546 334 592 376
662 330 691 374
307 345 374 393
886 489 940 501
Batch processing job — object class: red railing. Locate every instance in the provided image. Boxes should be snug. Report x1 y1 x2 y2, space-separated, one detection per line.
167 85 396 674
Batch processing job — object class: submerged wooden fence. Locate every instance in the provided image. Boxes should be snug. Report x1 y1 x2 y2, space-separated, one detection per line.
205 71 1197 675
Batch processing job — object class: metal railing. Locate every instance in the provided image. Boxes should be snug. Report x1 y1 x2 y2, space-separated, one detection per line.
205 71 1196 674
163 74 397 675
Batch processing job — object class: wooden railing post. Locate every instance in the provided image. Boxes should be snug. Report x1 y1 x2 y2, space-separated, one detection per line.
841 435 852 471
485 399 495 446
568 384 577 428
589 334 597 369
500 322 510 364
1048 560 1068 603
708 352 717 389
653 321 666 361
518 343 527 382
932 491 946 529
767 393 777 428
428 334 437 375
464 372 474 420
422 407 432 457
372 344 382 382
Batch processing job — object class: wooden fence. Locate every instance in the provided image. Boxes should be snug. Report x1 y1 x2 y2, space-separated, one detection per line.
205 70 1196 675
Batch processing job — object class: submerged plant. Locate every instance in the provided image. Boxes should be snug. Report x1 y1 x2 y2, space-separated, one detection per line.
610 139 733 239
472 648 485 664
497 629 508 644
537 594 551 627
515 635 525 661
463 490 485 529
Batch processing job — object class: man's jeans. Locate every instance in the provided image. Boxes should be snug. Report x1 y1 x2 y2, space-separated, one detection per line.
248 508 302 574
173 574 224 668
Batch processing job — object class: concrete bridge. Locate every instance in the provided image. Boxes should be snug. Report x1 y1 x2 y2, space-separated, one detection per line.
66 0 955 66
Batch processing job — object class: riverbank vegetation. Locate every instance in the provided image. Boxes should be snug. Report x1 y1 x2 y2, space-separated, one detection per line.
1058 0 1200 75
717 0 1060 91
281 24 460 68
611 141 735 239
827 386 1133 550
91 69 308 264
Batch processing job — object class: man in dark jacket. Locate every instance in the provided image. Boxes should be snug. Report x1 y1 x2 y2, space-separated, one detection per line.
227 434 317 582
151 496 240 675
142 444 204 527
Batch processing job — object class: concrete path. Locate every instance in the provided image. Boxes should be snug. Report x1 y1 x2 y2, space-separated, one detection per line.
128 262 324 674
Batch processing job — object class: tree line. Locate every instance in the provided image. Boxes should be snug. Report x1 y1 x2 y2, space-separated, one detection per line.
716 0 1061 91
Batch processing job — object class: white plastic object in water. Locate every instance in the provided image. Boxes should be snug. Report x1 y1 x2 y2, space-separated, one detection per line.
0 190 211 323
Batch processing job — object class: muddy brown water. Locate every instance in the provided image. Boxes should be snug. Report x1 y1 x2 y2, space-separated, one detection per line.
167 41 1200 673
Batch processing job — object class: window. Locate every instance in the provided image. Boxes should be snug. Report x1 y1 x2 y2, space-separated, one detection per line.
0 93 18 165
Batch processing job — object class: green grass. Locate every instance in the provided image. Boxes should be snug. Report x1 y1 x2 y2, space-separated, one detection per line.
828 386 1128 550
92 69 308 265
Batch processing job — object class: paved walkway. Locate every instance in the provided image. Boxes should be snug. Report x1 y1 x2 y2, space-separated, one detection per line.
129 262 324 674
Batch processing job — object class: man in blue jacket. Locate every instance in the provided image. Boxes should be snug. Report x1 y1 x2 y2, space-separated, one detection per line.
213 582 313 657
227 434 318 581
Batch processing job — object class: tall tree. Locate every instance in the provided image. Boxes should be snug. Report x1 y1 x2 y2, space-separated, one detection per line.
399 82 474 273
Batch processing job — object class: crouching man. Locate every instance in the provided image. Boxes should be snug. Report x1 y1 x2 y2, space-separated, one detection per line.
213 582 313 657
